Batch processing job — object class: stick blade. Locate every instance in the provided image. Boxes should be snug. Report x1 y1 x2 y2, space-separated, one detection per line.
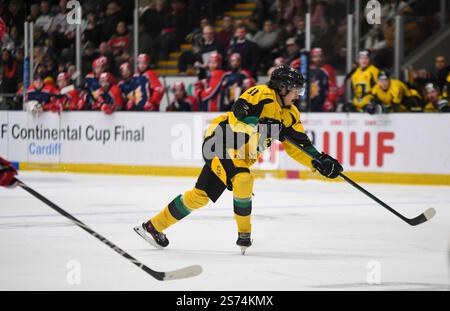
163 264 203 281
408 208 436 226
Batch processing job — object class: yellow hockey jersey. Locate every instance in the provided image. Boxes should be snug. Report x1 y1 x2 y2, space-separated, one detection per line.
358 79 410 111
204 84 314 170
443 73 450 99
351 64 379 107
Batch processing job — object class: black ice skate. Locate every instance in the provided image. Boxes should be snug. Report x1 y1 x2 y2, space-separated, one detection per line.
236 232 252 255
134 221 169 249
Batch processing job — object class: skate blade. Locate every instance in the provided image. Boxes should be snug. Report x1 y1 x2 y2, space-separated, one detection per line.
240 246 248 255
133 226 164 250
240 240 253 256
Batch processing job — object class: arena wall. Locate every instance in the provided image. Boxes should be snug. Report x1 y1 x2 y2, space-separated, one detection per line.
1 111 449 185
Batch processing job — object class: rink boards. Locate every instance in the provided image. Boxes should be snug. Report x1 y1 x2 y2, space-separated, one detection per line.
0 111 449 185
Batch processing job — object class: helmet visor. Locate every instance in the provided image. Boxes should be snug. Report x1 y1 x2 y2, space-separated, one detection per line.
290 86 306 96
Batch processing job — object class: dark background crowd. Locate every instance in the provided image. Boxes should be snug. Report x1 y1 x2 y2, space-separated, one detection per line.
0 0 449 113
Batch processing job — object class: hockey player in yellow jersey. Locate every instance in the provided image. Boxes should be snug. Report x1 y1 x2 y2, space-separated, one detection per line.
423 83 450 113
134 66 343 253
358 70 414 113
351 50 379 110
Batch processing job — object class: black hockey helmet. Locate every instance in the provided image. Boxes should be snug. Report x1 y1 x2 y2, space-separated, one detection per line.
268 65 306 96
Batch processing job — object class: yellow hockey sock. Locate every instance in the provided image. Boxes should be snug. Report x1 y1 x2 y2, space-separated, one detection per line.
232 173 254 233
150 188 209 232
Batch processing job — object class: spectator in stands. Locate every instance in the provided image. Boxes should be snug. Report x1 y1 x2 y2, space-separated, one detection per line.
27 4 40 23
98 42 118 77
282 37 300 66
193 25 225 78
93 72 124 114
246 18 260 39
177 18 210 74
252 0 271 28
166 82 198 111
329 17 347 73
2 0 25 37
131 53 164 111
1 25 18 52
43 56 57 81
101 1 124 40
267 56 286 77
82 42 99 77
67 63 77 82
431 55 450 92
200 25 226 61
141 0 168 39
51 1 69 35
0 49 18 94
84 13 103 47
153 0 188 62
310 0 328 31
217 15 234 51
32 62 44 81
253 19 282 73
242 77 256 93
14 46 23 85
169 0 189 45
51 0 76 56
424 83 449 113
351 50 380 111
326 0 346 28
222 53 253 111
228 25 259 76
33 26 52 50
284 0 305 22
294 17 306 50
118 62 137 111
269 0 287 25
34 0 52 33
108 21 131 56
138 23 154 59
194 52 226 112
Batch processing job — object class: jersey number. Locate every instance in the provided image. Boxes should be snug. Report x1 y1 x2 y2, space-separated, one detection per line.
247 88 259 96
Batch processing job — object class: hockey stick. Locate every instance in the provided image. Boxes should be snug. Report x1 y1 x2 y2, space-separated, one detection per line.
284 137 436 226
337 173 435 226
13 177 202 281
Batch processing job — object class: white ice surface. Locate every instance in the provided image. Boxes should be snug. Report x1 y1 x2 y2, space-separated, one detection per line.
0 171 449 291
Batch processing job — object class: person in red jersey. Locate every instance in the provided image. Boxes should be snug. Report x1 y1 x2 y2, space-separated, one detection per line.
55 72 80 111
118 62 137 111
83 56 109 110
131 53 164 111
166 82 198 111
310 48 338 111
194 52 226 111
221 53 253 111
25 74 58 115
241 77 256 93
92 72 123 114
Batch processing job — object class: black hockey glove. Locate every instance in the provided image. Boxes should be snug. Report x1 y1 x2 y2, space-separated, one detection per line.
436 99 450 112
311 152 343 179
364 101 383 115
